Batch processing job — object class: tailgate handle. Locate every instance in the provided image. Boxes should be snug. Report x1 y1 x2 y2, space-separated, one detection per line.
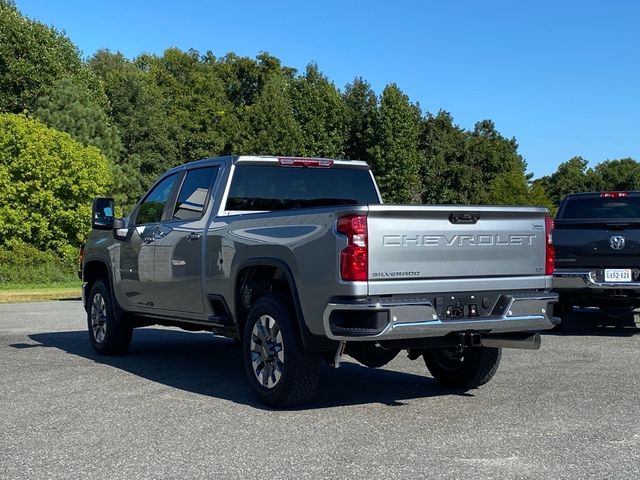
450 213 480 224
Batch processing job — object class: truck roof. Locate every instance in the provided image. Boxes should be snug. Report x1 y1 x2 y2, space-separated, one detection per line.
562 191 640 199
163 155 370 176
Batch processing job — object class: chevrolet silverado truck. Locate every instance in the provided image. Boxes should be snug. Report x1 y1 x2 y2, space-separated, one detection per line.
553 191 640 316
81 155 558 407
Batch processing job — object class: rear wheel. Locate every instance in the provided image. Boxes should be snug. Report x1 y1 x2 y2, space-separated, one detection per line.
423 346 501 389
601 306 636 319
242 295 321 407
551 301 573 330
553 300 573 318
87 279 132 355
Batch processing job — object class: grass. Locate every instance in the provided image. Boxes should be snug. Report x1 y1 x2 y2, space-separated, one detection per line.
0 281 82 304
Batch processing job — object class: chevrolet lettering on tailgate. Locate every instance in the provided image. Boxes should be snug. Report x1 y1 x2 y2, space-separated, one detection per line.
382 234 537 247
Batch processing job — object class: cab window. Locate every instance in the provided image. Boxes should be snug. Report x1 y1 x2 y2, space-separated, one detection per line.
173 167 218 220
225 165 380 211
135 174 179 225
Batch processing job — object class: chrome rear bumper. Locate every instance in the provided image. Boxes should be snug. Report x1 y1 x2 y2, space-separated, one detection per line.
554 271 640 291
323 293 559 341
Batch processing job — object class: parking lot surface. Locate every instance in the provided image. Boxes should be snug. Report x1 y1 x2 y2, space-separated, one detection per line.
1 300 639 479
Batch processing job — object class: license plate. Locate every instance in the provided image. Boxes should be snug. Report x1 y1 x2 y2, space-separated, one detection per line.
604 269 632 282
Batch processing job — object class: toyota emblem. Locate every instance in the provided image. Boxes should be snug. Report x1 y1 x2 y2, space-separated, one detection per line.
610 235 626 250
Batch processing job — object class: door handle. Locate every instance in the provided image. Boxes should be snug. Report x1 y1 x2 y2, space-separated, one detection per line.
142 236 155 244
186 232 202 242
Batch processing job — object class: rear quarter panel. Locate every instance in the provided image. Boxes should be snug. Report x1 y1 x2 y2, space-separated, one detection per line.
204 206 367 338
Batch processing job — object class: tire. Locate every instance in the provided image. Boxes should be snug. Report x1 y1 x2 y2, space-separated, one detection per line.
601 306 636 319
551 301 573 331
87 279 133 355
552 301 573 319
242 294 321 408
423 346 501 390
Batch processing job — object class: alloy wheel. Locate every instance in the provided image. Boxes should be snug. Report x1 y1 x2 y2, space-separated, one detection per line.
90 293 107 344
250 314 285 388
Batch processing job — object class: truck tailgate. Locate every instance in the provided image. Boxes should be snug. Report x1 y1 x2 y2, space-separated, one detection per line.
367 205 548 295
554 220 640 269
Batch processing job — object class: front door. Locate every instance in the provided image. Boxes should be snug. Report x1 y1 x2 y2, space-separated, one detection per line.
152 166 219 314
115 173 179 310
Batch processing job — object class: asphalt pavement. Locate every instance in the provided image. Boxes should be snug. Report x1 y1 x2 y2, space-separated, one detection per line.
1 300 639 479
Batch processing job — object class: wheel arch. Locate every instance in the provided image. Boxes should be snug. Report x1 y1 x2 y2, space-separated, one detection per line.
233 258 314 349
83 260 110 307
82 258 124 321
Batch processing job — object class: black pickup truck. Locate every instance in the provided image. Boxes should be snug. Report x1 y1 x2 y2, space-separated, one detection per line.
553 191 640 315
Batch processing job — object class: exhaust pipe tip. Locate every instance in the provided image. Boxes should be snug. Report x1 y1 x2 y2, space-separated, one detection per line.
480 333 541 350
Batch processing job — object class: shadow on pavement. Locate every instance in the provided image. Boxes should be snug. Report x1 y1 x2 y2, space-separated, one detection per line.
22 328 466 410
546 308 640 337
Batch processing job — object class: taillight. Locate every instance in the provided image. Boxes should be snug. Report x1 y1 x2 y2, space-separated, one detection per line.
601 191 629 198
545 216 555 276
278 157 334 168
337 214 368 281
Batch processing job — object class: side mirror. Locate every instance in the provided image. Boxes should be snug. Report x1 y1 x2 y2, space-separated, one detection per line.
92 197 115 230
112 218 130 241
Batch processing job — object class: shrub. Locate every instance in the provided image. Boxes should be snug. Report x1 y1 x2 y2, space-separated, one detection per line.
0 241 78 285
0 113 111 252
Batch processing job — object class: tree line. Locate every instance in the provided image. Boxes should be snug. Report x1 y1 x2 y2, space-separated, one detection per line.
0 0 637 259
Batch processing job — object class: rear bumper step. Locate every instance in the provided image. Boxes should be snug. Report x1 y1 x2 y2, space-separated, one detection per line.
323 293 558 341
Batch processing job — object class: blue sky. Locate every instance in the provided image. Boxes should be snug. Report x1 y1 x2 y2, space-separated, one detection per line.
16 0 639 178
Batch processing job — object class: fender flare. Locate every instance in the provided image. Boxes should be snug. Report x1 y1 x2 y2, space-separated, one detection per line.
234 257 317 350
83 257 125 322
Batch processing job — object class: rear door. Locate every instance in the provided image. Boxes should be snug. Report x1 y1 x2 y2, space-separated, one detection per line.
152 165 220 313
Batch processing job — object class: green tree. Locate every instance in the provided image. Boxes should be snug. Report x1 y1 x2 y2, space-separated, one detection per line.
0 113 110 252
343 77 378 162
465 120 527 204
146 48 232 162
89 50 177 209
368 84 422 203
290 63 346 158
0 0 104 113
592 158 640 191
487 169 554 210
35 77 122 162
240 74 303 155
217 52 295 108
534 156 598 206
418 110 469 204
211 52 293 153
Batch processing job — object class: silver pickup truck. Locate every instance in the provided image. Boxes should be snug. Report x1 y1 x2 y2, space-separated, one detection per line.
82 155 558 407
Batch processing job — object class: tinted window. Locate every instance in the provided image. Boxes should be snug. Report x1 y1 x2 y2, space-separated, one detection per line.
561 197 640 219
173 167 218 220
226 166 380 211
136 174 178 225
